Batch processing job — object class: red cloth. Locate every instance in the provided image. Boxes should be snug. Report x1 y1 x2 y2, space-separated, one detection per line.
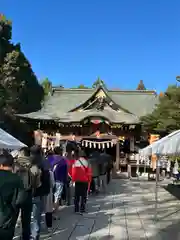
72 157 92 183
67 159 75 177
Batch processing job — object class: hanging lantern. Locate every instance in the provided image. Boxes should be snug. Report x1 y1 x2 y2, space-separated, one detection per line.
98 143 101 149
42 133 48 149
34 130 42 145
107 142 109 148
55 133 61 147
95 131 100 138
93 142 96 148
82 141 84 146
89 142 92 148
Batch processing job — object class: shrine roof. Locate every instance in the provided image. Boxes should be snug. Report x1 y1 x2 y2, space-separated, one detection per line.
17 86 158 123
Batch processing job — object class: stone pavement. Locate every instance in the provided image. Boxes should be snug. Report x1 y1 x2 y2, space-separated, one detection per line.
14 179 180 240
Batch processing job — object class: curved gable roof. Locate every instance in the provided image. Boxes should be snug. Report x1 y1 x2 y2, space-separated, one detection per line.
69 85 132 114
16 87 158 121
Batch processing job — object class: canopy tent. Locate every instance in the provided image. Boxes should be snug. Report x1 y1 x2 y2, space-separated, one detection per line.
139 130 180 156
0 128 27 150
155 131 180 156
139 129 180 222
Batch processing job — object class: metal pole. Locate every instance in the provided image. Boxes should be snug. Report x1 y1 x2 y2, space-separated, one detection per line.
144 158 146 173
155 159 159 222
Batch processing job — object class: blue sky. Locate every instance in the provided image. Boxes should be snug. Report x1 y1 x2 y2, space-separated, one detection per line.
1 0 180 92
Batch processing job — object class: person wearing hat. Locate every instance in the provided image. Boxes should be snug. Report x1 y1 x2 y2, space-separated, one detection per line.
72 150 92 214
0 151 26 240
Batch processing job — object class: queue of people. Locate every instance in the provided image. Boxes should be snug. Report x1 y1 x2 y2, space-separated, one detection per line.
0 145 112 240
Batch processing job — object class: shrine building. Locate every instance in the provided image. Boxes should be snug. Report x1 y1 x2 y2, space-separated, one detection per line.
17 85 158 171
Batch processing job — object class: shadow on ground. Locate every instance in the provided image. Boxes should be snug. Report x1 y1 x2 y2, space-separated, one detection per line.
144 219 180 240
15 179 180 240
164 183 180 200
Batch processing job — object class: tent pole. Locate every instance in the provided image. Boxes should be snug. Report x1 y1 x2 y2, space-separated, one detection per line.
144 160 146 174
115 141 120 171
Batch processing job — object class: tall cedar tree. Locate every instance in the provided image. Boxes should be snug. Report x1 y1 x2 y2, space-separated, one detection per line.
1 49 44 114
0 14 12 64
0 14 44 115
136 80 146 90
141 85 180 133
0 14 44 145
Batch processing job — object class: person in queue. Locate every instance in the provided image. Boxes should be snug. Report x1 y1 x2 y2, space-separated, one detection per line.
98 159 108 193
14 147 33 240
89 151 100 195
65 150 76 205
0 151 26 240
30 145 50 240
43 161 55 232
72 150 92 214
106 156 113 185
50 146 68 219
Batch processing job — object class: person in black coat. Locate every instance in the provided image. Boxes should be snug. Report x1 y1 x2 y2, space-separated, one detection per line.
30 145 50 240
0 151 26 240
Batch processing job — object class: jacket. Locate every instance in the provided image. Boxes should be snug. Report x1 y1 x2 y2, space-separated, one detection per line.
67 158 75 178
99 162 108 176
72 157 92 183
33 165 50 197
50 155 68 183
90 160 100 178
0 170 26 235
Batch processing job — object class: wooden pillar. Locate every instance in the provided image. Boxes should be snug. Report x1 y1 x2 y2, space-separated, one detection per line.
128 136 134 178
116 140 120 171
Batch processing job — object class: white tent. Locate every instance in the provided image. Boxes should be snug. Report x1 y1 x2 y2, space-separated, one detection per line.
139 130 180 156
0 128 27 150
139 129 180 221
156 131 180 156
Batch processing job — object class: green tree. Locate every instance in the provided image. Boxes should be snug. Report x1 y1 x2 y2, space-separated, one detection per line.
141 85 180 133
136 80 146 90
0 14 44 145
1 49 44 113
0 14 44 115
92 77 106 88
41 78 52 96
75 84 89 89
0 14 12 64
71 84 89 89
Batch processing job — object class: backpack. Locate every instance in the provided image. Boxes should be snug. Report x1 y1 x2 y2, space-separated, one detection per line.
14 161 42 193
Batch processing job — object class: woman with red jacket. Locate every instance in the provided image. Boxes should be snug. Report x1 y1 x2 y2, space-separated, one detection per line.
72 150 92 213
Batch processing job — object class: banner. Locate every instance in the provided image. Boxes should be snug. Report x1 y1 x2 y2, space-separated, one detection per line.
149 134 159 145
149 134 160 170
